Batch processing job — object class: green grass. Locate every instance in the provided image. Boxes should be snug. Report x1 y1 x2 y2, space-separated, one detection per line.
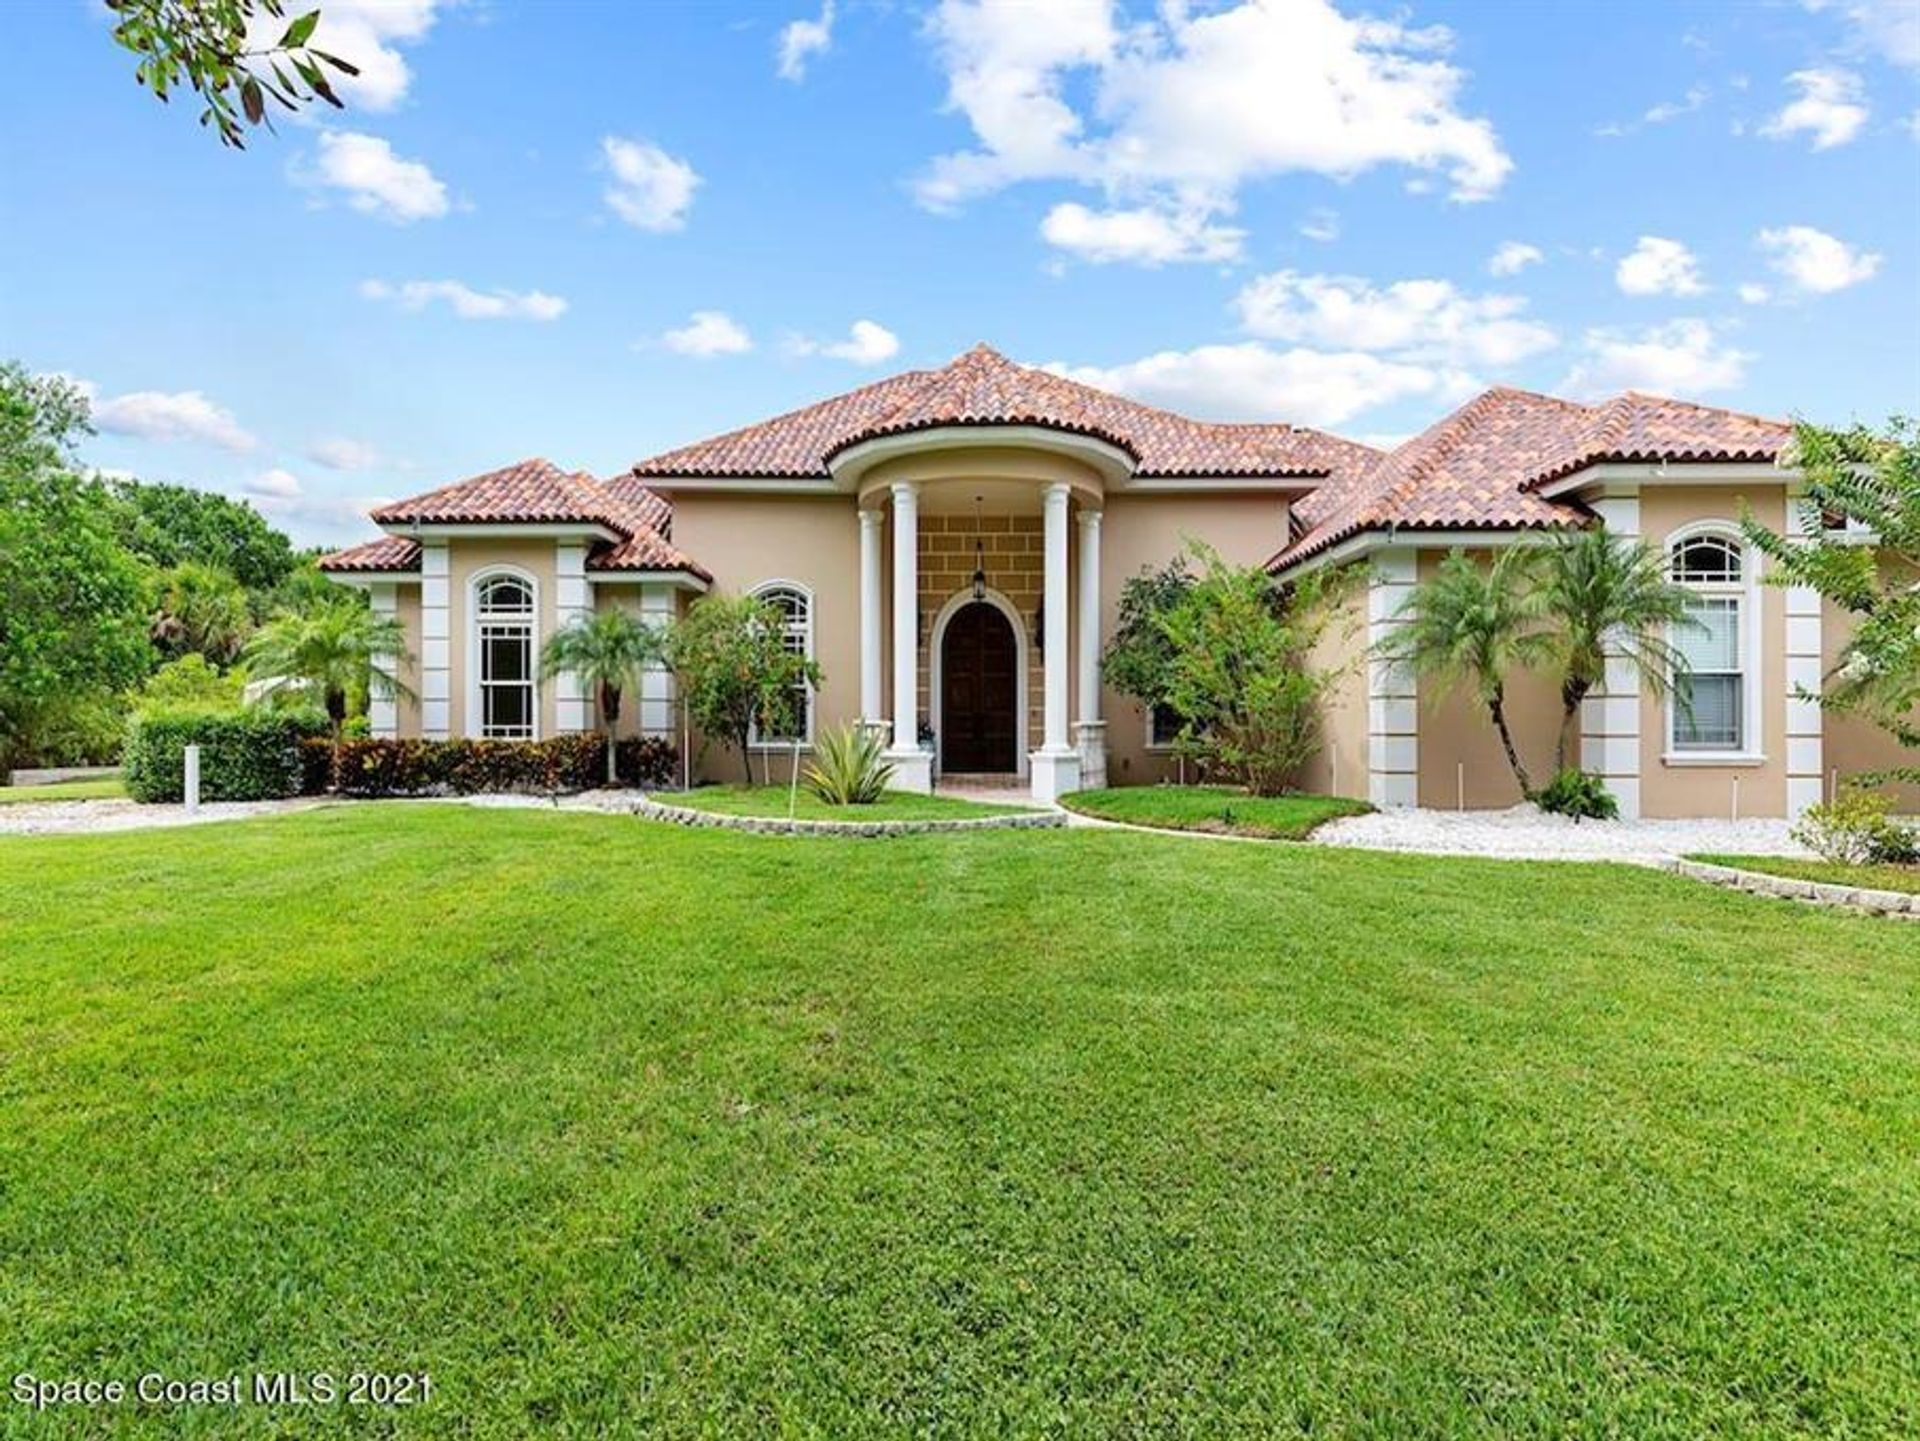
1063 784 1371 839
667 783 1035 820
1692 851 1920 895
0 775 125 805
2 808 1917 1436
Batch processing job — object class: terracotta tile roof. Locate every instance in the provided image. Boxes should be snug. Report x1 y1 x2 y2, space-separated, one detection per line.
630 343 1377 482
1270 386 1792 572
316 535 422 573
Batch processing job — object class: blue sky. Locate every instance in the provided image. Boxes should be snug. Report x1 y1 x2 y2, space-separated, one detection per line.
3 0 1916 546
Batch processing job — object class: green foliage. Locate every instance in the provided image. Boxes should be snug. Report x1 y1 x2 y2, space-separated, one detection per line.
105 0 362 148
1156 544 1356 796
123 705 327 802
1102 555 1194 717
1063 785 1371 839
1534 768 1620 823
139 653 246 711
1745 417 1920 786
242 599 412 734
540 610 667 783
1390 547 1554 797
1533 528 1695 773
322 735 676 797
108 477 297 599
149 560 253 664
803 723 896 805
1791 787 1920 866
666 594 822 785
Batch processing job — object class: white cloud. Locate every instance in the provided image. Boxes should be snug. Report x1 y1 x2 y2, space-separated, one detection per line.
1048 343 1476 427
1906 108 1920 140
272 0 445 112
1738 282 1772 305
302 131 449 222
1803 0 1920 72
1563 319 1751 398
791 319 901 365
239 472 390 541
1760 68 1868 149
1643 84 1710 124
1756 224 1882 293
307 437 383 471
916 0 1510 264
1039 200 1243 264
1487 241 1542 276
778 2 835 81
359 279 567 321
602 137 700 231
1298 207 1341 243
245 468 304 500
660 311 753 357
1233 270 1557 369
1615 236 1705 296
87 385 256 452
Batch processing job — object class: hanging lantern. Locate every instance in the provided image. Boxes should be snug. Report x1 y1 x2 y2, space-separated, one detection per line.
970 494 988 602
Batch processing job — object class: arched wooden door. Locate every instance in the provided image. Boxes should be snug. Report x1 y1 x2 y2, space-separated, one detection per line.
940 601 1018 773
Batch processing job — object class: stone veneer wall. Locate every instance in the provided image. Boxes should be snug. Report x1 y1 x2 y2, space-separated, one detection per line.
915 514 1046 766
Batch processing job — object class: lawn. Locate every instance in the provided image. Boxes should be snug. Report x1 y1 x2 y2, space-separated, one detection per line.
1 808 1916 1436
1692 851 1920 896
0 775 124 805
1063 783 1371 839
666 783 1035 820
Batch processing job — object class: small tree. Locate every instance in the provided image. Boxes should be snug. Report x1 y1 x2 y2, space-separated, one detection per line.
1102 554 1194 735
539 610 665 785
150 560 253 666
1533 528 1695 774
1389 546 1552 797
242 599 413 789
665 594 821 786
1744 417 1919 785
1156 543 1356 796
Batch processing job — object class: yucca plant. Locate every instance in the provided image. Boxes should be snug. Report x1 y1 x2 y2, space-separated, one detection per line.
803 722 895 805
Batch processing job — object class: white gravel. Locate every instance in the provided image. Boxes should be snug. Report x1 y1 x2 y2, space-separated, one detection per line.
0 797 332 837
1311 803 1809 865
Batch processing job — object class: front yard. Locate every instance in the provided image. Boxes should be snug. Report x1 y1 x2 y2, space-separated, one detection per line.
667 783 1036 820
1064 784 1370 839
1691 851 1920 896
1 807 1915 1434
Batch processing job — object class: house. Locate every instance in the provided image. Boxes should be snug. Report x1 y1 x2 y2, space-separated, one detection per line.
319 343 1900 816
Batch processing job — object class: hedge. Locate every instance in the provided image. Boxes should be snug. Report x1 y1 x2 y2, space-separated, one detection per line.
124 708 330 803
321 734 678 798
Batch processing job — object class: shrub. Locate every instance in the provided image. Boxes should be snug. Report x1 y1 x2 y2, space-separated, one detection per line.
1793 788 1919 865
803 724 895 805
323 735 681 798
139 654 245 711
615 736 678 789
1536 768 1619 822
124 706 329 803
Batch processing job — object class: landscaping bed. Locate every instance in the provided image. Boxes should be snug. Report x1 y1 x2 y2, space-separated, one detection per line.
1063 784 1370 839
1688 852 1920 897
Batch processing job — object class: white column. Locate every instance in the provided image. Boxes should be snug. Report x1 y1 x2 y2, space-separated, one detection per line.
1030 482 1082 802
1073 507 1106 790
419 540 451 739
368 582 399 738
1580 496 1643 818
884 482 932 792
859 506 883 727
1783 493 1825 817
1366 547 1419 809
637 583 676 740
553 541 591 734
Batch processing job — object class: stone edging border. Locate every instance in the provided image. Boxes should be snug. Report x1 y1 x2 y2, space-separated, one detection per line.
633 796 1064 837
1665 858 1919 918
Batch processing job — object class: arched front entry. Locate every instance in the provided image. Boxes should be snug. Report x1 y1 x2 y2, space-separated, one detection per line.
936 596 1022 774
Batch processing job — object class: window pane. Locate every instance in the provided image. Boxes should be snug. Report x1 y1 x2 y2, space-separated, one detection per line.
484 630 529 683
1151 703 1183 746
1676 674 1741 749
1677 597 1739 670
1671 536 1741 583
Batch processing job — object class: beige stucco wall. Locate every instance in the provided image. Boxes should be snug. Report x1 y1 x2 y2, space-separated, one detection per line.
447 538 562 741
1296 567 1369 801
392 585 423 739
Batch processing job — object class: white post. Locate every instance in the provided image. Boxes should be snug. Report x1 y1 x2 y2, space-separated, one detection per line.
884 482 932 792
1581 496 1642 818
1366 548 1420 809
1030 482 1081 802
553 541 592 734
183 743 201 815
859 506 884 728
1782 491 1825 819
1074 507 1106 790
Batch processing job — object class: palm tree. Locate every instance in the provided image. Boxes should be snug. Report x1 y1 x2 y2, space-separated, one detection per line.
150 561 251 665
1533 527 1696 773
539 610 665 784
242 600 414 741
1389 546 1551 797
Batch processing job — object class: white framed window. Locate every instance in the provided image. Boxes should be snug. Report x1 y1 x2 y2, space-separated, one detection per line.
475 572 536 740
1667 528 1759 759
751 581 813 745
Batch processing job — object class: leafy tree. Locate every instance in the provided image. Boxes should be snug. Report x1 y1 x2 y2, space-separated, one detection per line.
242 600 412 741
1389 547 1553 797
106 0 361 148
539 611 667 786
1102 554 1194 731
1744 417 1920 785
1156 544 1356 797
1533 528 1695 773
150 560 253 665
666 594 821 787
139 653 247 711
108 478 296 598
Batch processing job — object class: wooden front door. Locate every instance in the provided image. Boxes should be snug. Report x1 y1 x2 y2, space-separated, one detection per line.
940 601 1018 772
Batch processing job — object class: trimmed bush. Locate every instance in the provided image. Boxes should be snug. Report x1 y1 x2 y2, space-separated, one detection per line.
124 707 330 803
1535 768 1619 823
615 736 678 789
324 735 680 798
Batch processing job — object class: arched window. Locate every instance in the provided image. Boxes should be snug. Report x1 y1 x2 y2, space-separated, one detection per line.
475 572 536 740
751 582 813 744
1668 528 1752 754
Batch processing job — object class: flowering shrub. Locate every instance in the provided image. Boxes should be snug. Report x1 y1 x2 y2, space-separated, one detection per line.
315 734 680 797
